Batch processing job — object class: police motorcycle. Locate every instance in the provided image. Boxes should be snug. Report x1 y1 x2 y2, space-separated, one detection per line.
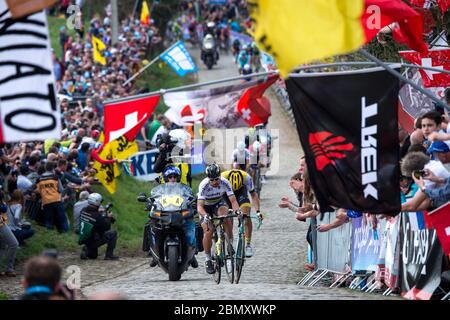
201 33 218 70
138 170 197 281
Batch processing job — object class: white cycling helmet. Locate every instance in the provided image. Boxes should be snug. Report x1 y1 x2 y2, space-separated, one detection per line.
237 141 246 152
88 193 103 207
253 141 262 151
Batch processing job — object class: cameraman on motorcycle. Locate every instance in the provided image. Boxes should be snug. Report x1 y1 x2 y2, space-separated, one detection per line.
154 130 192 187
148 166 198 268
79 193 118 260
201 22 219 66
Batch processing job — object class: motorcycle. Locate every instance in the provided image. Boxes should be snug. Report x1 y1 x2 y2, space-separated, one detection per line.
138 183 197 281
201 34 217 70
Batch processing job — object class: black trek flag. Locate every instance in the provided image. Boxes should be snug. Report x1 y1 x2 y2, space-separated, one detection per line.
286 67 401 215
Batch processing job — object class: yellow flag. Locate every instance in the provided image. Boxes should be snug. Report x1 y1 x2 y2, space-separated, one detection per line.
92 35 107 65
109 136 139 163
140 0 150 26
249 0 365 77
93 143 117 194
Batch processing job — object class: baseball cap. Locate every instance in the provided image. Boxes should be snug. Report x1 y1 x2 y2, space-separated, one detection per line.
427 141 450 154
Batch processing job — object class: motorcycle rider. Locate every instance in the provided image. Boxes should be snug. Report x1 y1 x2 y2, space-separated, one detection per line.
198 163 241 274
149 166 198 268
221 168 263 257
79 193 119 260
201 21 219 64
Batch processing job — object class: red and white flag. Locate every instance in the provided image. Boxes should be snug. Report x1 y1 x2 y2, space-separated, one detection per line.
163 75 278 129
237 75 278 127
409 0 450 12
103 95 160 144
400 49 450 87
426 202 450 255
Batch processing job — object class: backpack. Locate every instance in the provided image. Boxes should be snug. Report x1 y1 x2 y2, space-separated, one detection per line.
78 212 96 245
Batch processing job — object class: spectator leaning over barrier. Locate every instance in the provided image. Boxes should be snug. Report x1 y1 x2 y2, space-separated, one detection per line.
316 208 350 233
410 171 450 210
73 191 90 234
36 161 69 233
421 111 444 149
20 255 62 300
6 189 34 246
0 190 18 277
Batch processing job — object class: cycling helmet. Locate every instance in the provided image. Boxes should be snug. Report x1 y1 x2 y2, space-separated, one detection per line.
163 166 181 182
206 163 221 179
237 141 246 152
243 64 251 71
88 193 103 207
207 21 216 29
228 170 244 191
253 141 262 151
247 127 256 137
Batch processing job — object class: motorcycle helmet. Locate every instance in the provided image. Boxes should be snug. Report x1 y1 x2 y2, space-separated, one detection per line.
88 193 103 207
243 64 251 72
206 163 221 179
228 170 244 191
163 166 181 182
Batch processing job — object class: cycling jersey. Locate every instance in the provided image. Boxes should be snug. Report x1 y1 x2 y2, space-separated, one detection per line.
221 169 255 193
197 177 234 205
231 149 250 165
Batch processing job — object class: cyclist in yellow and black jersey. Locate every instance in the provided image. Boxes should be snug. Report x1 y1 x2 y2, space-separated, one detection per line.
221 169 262 258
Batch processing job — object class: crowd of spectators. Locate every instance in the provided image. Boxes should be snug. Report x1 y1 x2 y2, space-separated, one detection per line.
0 1 168 276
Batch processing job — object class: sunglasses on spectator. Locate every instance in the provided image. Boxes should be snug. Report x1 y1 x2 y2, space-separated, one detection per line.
167 175 178 179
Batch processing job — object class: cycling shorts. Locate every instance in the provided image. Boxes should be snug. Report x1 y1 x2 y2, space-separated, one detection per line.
200 198 228 224
225 187 251 209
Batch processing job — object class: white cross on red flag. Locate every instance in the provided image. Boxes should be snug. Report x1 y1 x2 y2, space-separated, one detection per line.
409 0 450 13
426 202 450 255
399 49 450 88
103 95 160 144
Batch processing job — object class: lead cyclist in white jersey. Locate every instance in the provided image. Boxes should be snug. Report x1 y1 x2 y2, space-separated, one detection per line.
197 163 241 274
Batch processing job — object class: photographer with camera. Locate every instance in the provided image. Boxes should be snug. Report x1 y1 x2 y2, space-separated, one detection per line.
79 193 119 261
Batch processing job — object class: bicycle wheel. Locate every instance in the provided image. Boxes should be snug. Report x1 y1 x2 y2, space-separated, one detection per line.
211 237 221 284
234 233 246 284
224 233 235 284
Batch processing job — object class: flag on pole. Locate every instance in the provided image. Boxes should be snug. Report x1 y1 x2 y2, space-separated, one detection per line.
163 76 277 128
5 0 57 18
92 35 107 65
160 41 198 77
249 0 427 77
93 142 119 194
140 0 150 26
399 49 450 88
103 95 160 144
286 66 401 214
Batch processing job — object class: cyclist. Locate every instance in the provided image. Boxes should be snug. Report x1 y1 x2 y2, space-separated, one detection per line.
250 41 261 72
237 44 251 75
197 163 241 274
221 168 263 257
231 141 251 171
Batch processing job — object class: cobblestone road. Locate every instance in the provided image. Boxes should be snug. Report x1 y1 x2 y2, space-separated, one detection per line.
83 49 395 300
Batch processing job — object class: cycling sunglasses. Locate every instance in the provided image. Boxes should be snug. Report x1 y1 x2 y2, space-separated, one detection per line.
209 177 220 182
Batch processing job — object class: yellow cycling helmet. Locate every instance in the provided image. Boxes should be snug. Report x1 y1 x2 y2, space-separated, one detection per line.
228 170 244 191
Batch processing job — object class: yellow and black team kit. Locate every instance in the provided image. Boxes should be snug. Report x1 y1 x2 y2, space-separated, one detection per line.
221 169 255 209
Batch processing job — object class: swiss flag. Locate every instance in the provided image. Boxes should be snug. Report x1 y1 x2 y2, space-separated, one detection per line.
237 75 279 127
399 49 450 87
426 202 450 255
103 95 160 144
409 0 450 12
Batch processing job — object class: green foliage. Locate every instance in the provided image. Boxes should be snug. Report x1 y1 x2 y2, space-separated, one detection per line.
0 291 9 300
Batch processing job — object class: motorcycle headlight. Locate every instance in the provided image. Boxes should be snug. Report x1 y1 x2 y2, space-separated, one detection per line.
204 42 213 50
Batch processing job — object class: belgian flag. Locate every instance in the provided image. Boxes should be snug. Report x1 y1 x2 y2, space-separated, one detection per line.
249 0 427 77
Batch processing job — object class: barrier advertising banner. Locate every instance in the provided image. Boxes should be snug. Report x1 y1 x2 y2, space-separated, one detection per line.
351 215 385 272
383 215 401 289
400 211 443 300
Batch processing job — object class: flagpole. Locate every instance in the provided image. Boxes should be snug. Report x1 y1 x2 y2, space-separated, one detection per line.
294 62 450 76
109 70 279 104
358 49 450 112
123 41 181 87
